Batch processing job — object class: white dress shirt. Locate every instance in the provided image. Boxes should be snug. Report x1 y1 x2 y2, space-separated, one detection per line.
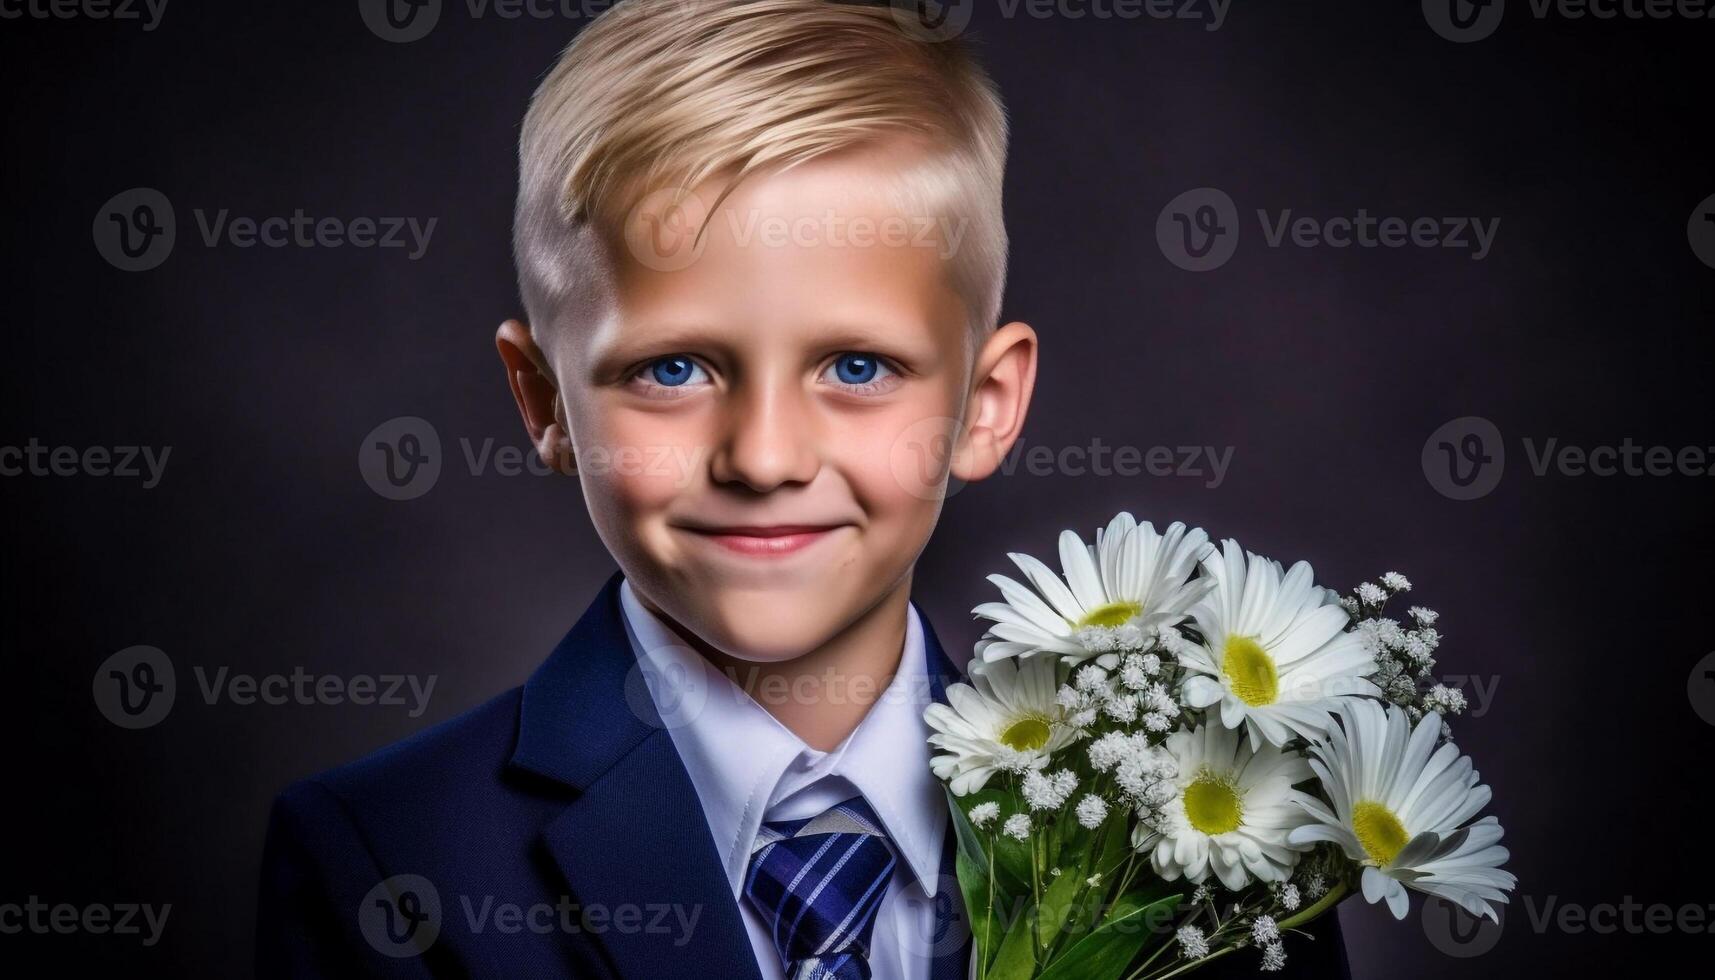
619 580 951 980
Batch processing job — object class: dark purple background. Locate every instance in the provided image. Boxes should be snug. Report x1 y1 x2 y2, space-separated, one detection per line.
3 1 1712 976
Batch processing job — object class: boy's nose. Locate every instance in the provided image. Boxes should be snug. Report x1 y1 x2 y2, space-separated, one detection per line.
709 383 821 493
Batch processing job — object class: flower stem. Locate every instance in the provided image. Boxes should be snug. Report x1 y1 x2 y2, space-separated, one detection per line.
1279 880 1350 933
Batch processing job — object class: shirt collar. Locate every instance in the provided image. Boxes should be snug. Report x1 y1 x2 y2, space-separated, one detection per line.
619 579 947 898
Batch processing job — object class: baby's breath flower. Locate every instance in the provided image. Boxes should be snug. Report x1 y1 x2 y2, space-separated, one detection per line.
1251 915 1279 945
1356 582 1387 606
1177 925 1210 959
1426 684 1468 715
1302 873 1327 900
1381 572 1412 593
1002 814 1031 841
1075 794 1109 829
967 802 999 829
1278 883 1301 911
1119 657 1150 690
1103 694 1139 723
1023 768 1078 811
1088 731 1134 772
1408 605 1439 626
1075 665 1109 693
1260 941 1287 972
1054 685 1085 712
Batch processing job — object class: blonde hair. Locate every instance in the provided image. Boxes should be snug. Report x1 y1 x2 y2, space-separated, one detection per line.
514 0 1009 339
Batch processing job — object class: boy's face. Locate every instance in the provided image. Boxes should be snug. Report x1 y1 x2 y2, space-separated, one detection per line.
500 143 1036 662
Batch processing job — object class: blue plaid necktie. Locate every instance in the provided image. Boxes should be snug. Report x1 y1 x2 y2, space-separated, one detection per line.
743 796 898 980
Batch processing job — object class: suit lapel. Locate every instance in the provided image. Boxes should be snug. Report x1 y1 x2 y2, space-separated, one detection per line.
512 575 761 980
919 615 978 980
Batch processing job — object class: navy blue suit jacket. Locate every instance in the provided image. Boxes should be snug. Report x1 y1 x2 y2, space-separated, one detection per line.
257 575 1349 978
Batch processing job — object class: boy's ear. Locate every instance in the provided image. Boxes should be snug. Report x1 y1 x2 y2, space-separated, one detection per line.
952 320 1038 483
495 319 575 474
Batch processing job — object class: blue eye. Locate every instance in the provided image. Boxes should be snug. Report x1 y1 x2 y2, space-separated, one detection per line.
646 356 705 387
828 353 889 386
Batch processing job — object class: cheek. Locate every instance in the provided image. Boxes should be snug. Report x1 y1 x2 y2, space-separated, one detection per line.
572 403 708 520
837 391 962 530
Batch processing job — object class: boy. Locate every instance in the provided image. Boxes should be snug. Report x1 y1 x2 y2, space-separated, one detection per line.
258 3 1348 978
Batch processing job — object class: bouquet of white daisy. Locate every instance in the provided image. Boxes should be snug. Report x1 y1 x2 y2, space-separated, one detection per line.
924 514 1515 978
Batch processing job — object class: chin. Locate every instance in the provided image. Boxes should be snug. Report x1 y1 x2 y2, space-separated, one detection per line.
694 589 853 662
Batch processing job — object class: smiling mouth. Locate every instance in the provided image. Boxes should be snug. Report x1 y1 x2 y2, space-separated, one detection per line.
676 524 850 558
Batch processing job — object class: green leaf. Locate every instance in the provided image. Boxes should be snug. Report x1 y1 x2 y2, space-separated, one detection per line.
944 785 991 870
943 785 1031 903
955 848 1001 968
1035 867 1087 955
1034 891 1183 980
985 895 1041 980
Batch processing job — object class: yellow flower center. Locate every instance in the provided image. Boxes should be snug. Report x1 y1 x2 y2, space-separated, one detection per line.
1182 770 1244 835
1221 636 1279 706
1074 600 1142 630
1352 801 1410 866
999 716 1052 752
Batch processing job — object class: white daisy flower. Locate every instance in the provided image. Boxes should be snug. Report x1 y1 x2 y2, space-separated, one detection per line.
924 656 1079 795
1177 540 1381 749
972 514 1214 664
1137 722 1314 891
1289 699 1516 922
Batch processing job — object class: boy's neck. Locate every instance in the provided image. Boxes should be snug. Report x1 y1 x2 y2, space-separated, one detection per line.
640 578 913 752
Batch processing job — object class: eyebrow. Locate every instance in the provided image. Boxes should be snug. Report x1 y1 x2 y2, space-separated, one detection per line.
594 318 939 368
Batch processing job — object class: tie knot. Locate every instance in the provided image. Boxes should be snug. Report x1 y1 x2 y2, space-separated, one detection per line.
743 797 897 980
